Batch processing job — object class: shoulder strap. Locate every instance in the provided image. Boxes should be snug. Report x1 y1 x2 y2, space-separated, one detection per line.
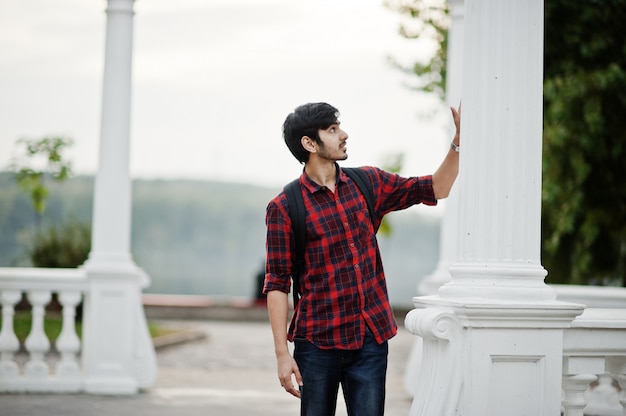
284 178 305 307
342 167 377 232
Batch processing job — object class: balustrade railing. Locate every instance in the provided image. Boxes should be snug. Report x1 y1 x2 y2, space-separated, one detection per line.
0 266 157 395
562 308 626 416
405 305 626 416
0 267 86 392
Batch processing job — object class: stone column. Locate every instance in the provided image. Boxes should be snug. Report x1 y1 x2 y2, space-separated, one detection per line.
86 0 134 272
405 0 585 414
82 0 156 395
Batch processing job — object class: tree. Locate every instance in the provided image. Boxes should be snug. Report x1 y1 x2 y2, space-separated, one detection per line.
10 136 73 229
542 0 626 285
9 136 91 268
384 0 449 101
386 0 626 285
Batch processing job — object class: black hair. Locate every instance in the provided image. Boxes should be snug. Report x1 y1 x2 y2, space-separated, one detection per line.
282 102 340 164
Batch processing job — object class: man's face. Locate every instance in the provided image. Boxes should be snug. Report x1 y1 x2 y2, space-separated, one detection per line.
315 122 349 161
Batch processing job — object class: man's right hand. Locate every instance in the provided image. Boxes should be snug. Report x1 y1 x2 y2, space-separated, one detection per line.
277 352 303 398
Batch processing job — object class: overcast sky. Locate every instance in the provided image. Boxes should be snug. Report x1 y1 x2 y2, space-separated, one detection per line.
1 0 452 208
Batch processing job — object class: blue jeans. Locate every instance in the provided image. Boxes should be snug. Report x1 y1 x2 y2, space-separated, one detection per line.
293 329 388 416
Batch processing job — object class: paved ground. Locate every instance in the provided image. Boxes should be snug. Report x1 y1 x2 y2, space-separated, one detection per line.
1 319 416 416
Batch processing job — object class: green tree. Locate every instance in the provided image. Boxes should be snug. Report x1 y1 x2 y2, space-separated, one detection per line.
386 0 626 285
10 136 73 229
385 0 449 100
542 0 626 285
8 136 91 268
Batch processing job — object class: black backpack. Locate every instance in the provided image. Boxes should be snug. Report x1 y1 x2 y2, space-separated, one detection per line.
284 167 377 307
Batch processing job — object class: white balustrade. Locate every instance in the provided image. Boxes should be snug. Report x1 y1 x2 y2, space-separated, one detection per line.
562 308 626 416
0 268 85 392
0 266 156 394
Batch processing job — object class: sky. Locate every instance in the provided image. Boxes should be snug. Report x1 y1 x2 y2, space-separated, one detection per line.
0 0 453 213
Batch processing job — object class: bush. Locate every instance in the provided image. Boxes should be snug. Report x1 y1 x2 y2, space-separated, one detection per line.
30 219 91 268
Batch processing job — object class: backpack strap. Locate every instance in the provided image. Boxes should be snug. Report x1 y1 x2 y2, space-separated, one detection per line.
283 167 376 308
284 178 305 307
343 167 378 232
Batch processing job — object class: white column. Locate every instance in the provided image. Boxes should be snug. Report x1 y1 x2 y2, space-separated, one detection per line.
82 0 157 395
406 0 585 414
85 0 135 273
441 0 550 300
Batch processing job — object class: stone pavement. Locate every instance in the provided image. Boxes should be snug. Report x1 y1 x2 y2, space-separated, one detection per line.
1 319 416 416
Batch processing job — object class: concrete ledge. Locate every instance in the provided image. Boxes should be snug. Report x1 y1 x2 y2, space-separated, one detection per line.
152 329 208 350
143 294 269 322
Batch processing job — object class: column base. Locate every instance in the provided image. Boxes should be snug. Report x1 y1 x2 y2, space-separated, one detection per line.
83 374 138 395
405 295 585 416
81 266 157 394
441 261 556 301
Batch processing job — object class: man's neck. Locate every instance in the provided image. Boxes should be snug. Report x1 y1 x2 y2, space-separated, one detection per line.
304 159 338 191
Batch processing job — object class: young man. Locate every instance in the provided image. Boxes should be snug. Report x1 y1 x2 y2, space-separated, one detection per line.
264 102 461 416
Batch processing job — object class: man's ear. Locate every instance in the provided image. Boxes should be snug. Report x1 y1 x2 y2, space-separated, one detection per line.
301 136 317 154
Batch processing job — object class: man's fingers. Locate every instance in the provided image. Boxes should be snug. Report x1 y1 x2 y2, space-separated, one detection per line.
294 366 303 387
279 377 301 398
285 384 301 398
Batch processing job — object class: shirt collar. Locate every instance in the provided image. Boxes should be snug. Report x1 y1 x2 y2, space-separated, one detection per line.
300 163 348 194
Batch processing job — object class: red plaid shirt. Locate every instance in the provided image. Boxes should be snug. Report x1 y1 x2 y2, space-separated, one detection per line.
264 165 437 350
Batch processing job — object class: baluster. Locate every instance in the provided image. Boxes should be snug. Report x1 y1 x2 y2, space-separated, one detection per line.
613 373 626 416
562 373 598 416
606 357 626 416
24 290 52 381
0 290 22 385
55 291 82 381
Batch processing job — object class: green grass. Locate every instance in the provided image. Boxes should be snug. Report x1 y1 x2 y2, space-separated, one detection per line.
1 312 80 342
2 313 174 342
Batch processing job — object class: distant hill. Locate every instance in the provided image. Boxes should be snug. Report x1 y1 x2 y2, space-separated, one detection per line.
0 172 440 308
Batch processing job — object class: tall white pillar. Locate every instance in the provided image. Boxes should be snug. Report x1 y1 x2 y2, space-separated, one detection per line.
86 0 135 272
82 0 156 395
440 0 552 300
405 0 585 414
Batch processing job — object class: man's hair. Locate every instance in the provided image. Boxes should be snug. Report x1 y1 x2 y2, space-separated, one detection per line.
282 102 340 164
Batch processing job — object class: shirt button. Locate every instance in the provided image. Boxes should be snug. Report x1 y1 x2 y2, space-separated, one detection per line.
344 222 349 227
349 243 355 248
354 264 360 269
